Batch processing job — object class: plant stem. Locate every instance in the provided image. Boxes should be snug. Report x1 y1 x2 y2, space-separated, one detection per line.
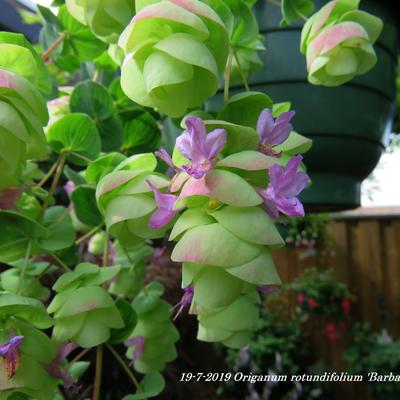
41 32 67 62
69 151 93 164
50 252 72 272
17 240 32 294
35 159 59 188
233 50 250 91
93 345 103 400
102 230 110 267
67 347 92 367
38 152 67 220
75 224 104 246
105 344 141 391
224 48 234 104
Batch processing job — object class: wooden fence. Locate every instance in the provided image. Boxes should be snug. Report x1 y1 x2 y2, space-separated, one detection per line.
272 207 400 399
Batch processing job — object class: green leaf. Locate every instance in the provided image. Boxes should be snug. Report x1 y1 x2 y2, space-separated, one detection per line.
226 249 281 285
211 206 284 246
171 223 262 267
0 211 48 262
132 281 164 315
0 32 52 98
122 372 165 400
217 91 273 128
98 115 124 152
46 113 101 165
193 267 243 309
178 169 262 207
274 131 312 155
85 152 126 185
109 299 138 344
121 112 161 154
280 0 315 27
0 294 53 329
70 80 114 120
37 206 76 252
64 165 87 185
71 186 103 226
205 121 259 156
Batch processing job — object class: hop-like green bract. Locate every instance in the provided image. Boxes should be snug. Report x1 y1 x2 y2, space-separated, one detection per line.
0 69 48 189
118 0 229 117
125 282 179 373
66 0 136 43
300 0 383 86
48 263 124 347
96 153 171 248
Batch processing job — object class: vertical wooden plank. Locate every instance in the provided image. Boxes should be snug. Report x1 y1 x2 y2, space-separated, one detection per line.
382 220 400 335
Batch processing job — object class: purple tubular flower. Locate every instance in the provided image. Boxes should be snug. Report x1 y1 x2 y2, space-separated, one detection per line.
176 116 226 179
171 285 194 320
259 155 309 219
124 336 145 362
147 180 180 229
45 342 78 389
257 109 295 156
0 335 24 378
155 149 181 176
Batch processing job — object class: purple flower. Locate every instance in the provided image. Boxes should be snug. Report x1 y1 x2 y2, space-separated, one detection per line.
257 285 278 295
64 180 76 197
256 109 295 156
124 336 145 362
155 149 181 175
176 116 226 179
171 285 194 320
0 335 24 378
259 156 309 219
147 180 180 229
45 342 78 389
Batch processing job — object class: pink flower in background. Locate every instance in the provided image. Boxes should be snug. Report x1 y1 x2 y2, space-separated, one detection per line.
307 298 319 309
342 298 351 314
64 180 75 197
176 116 226 179
256 109 295 156
297 293 306 304
325 323 340 341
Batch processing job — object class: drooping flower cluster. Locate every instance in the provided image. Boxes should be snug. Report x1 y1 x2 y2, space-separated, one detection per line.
101 112 309 349
118 0 229 117
65 0 135 43
300 0 383 86
125 282 180 373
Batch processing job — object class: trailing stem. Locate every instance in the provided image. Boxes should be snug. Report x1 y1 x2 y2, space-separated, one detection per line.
41 32 67 62
93 345 103 400
224 49 234 104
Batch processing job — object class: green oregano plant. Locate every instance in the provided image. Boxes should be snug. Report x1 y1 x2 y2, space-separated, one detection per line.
0 0 382 398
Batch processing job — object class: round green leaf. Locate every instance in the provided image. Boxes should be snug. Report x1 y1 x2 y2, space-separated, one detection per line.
46 113 101 164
